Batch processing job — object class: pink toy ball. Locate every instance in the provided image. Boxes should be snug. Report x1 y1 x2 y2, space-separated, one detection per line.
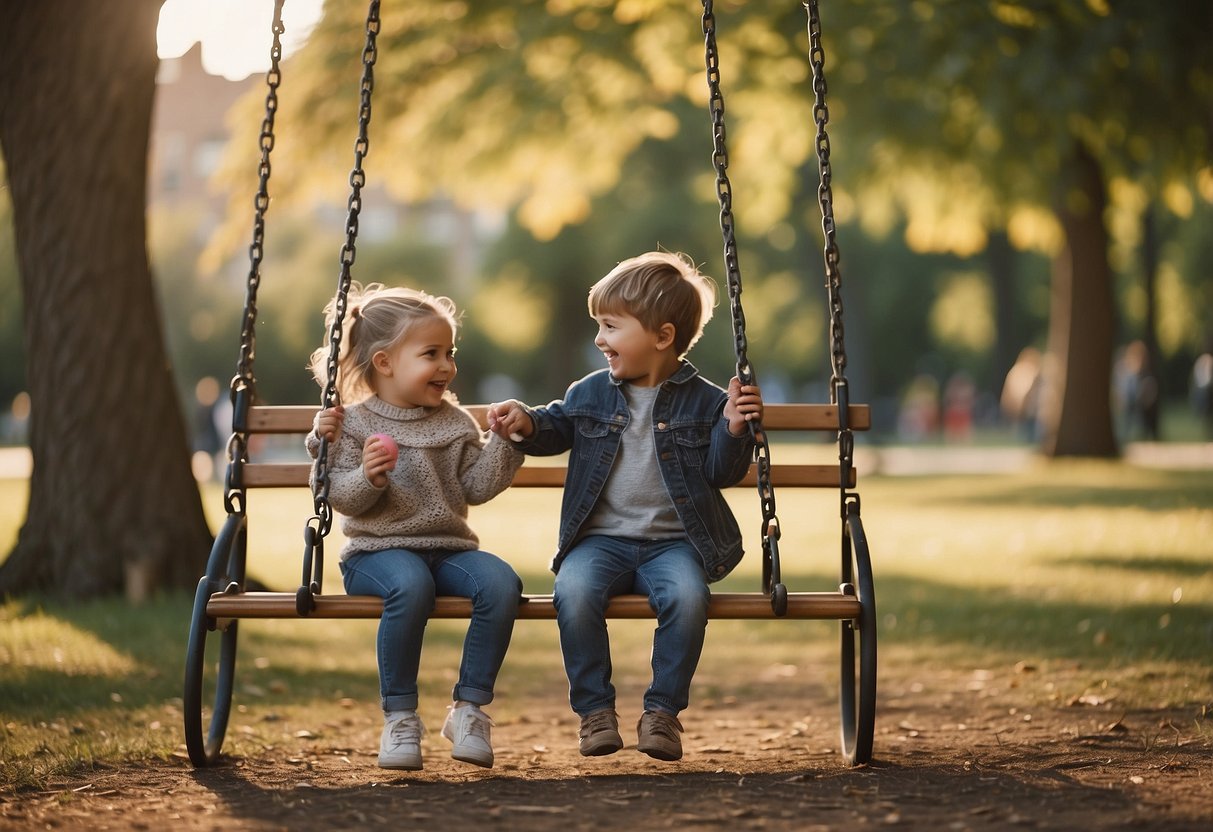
368 433 398 464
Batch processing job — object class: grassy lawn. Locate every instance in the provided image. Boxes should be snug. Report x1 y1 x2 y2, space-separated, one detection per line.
1 457 1211 791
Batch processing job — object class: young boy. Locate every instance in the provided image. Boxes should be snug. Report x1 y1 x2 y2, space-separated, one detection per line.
486 251 764 761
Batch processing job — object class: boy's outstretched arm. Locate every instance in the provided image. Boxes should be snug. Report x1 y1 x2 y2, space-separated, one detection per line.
723 377 764 436
486 400 535 442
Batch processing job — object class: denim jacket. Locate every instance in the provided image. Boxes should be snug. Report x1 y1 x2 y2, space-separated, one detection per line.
519 361 754 582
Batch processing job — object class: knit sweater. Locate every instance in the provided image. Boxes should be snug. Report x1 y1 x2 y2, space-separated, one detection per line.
305 396 523 559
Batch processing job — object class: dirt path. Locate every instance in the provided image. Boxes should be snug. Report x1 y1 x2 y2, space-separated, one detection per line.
4 675 1210 831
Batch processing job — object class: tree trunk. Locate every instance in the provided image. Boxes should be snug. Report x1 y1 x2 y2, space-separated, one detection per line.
0 0 211 600
1038 142 1119 458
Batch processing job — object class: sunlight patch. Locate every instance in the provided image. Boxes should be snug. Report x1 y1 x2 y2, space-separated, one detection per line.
0 606 138 676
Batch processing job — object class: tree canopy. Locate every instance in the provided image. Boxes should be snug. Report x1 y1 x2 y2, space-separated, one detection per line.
233 1 1209 247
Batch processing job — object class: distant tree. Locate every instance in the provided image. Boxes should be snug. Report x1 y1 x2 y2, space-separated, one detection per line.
812 1 1212 455
0 0 211 599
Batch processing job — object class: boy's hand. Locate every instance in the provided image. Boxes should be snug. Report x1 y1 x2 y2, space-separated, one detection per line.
362 433 397 488
724 377 764 436
316 405 345 443
486 400 533 442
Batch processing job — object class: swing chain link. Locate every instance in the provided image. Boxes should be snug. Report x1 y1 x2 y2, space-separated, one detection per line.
702 1 782 598
702 2 749 388
805 0 856 509
807 0 847 389
310 1 382 545
224 0 286 516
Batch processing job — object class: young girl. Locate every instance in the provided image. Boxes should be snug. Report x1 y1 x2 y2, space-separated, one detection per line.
306 283 523 771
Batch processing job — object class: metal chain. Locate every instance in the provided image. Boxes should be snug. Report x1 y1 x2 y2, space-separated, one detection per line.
701 1 749 387
224 0 286 516
806 0 849 399
702 0 782 595
805 0 856 504
309 0 381 541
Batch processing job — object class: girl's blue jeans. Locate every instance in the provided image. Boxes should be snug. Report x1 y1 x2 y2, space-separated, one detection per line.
340 547 521 712
552 535 710 717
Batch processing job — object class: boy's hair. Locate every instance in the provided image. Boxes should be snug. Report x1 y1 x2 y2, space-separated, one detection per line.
308 282 459 404
587 251 717 357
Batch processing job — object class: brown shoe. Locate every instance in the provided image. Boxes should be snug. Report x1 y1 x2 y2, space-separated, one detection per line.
579 708 623 756
637 710 683 761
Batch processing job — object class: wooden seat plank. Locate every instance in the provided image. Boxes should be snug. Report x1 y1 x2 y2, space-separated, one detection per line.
207 591 862 621
241 462 856 489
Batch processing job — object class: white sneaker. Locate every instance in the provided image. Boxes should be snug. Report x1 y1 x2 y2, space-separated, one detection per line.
441 702 494 768
378 711 424 770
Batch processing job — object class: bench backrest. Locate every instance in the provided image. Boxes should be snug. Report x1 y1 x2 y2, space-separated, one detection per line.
235 403 869 490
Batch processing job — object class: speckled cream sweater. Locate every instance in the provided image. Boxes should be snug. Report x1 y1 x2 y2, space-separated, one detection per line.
305 396 523 559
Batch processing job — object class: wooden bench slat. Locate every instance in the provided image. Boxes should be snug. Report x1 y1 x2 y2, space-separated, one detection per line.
751 403 871 432
207 591 862 621
246 403 871 434
241 462 856 489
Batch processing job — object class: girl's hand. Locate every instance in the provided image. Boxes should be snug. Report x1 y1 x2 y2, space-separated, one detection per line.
316 405 345 443
363 433 398 488
724 377 764 436
486 400 533 442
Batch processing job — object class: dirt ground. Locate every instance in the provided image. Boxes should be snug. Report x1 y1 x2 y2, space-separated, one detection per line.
3 664 1210 832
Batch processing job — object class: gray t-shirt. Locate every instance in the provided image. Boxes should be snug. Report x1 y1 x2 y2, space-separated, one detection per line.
579 383 683 541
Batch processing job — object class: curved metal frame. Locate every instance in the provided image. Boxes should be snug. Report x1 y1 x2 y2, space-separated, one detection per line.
183 513 247 766
838 502 877 765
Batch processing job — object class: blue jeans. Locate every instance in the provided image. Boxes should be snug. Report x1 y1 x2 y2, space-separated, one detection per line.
553 536 710 717
340 548 521 712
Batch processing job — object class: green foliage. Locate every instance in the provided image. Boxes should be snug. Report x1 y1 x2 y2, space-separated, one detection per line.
829 0 1213 220
262 0 1213 247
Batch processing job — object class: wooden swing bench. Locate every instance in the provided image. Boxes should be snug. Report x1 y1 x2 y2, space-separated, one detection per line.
184 0 875 772
186 399 878 767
